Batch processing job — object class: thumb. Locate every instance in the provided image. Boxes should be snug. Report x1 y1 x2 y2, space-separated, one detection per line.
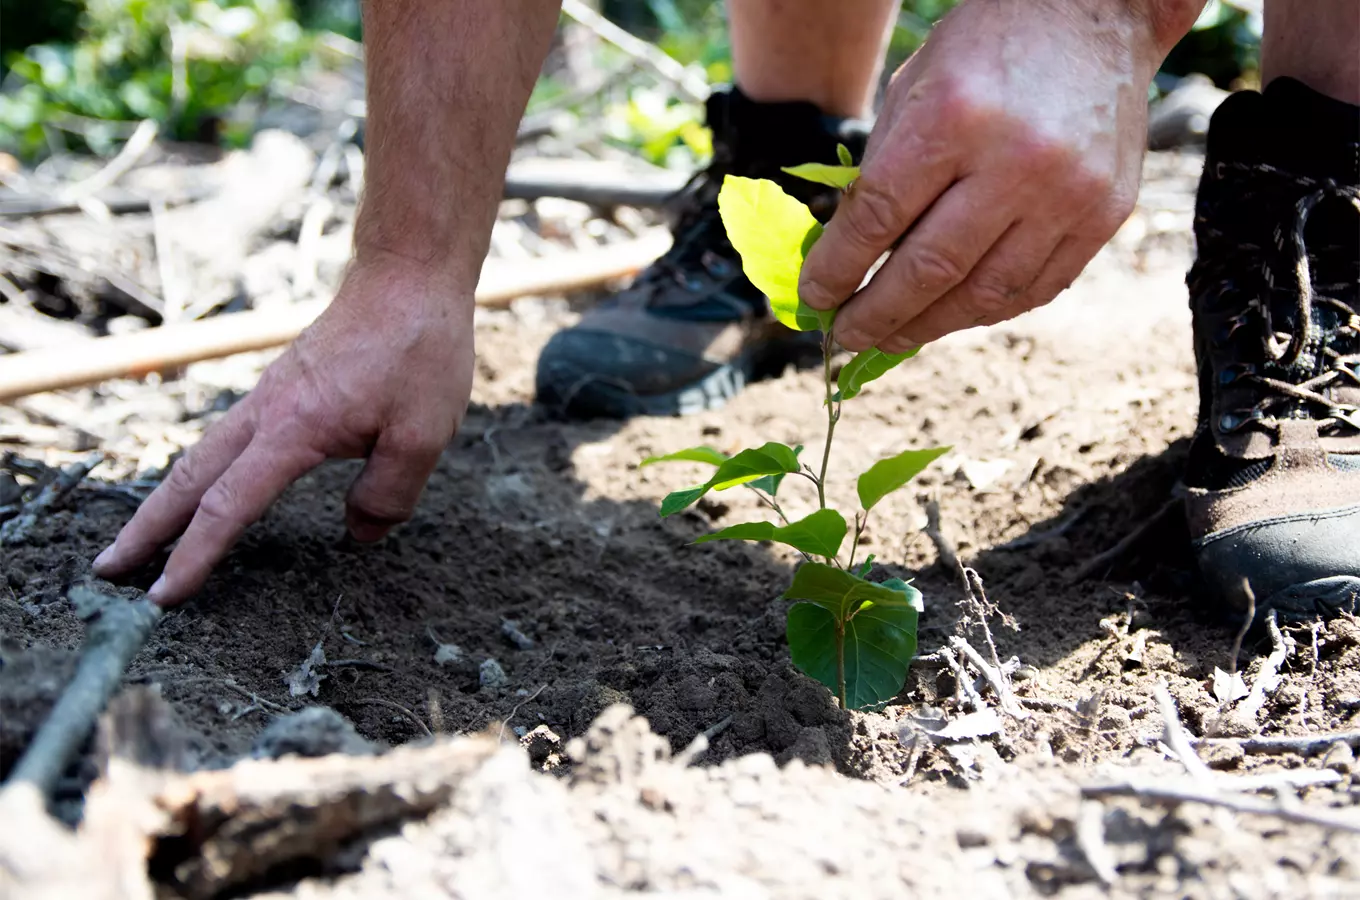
345 430 443 542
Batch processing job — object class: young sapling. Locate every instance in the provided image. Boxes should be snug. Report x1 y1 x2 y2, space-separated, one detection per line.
641 147 949 711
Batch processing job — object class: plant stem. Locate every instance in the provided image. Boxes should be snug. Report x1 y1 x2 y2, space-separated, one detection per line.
817 332 839 513
847 512 866 572
746 486 791 525
835 619 848 710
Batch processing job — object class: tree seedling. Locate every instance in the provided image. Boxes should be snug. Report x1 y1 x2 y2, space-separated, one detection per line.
642 148 949 711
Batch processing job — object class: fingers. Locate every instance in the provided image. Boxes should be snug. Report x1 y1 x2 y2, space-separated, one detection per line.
830 180 1015 351
878 219 1066 349
92 411 255 578
345 429 445 543
149 440 324 606
799 133 957 313
886 230 1106 347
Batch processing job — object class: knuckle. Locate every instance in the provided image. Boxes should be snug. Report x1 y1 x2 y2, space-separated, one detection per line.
963 274 1023 318
843 180 906 247
903 245 968 293
164 452 203 494
197 480 244 525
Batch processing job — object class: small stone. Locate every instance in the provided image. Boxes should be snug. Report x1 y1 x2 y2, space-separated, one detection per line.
252 706 379 759
479 658 508 689
501 619 535 650
1323 741 1355 774
956 827 990 848
433 642 463 666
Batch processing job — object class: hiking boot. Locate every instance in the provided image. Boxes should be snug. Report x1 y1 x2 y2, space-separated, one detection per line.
1185 78 1360 623
535 87 866 418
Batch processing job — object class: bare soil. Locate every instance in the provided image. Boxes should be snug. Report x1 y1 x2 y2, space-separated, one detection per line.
5 150 1360 898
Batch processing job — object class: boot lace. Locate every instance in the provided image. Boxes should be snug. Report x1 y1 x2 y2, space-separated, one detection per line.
1200 170 1360 437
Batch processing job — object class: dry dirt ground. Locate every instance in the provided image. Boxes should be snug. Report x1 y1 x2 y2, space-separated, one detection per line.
5 151 1360 898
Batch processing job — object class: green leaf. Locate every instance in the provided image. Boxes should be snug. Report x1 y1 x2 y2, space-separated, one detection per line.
694 509 847 557
780 162 861 190
856 446 951 512
836 142 854 166
834 346 919 402
658 441 803 517
879 577 925 612
854 554 876 578
786 601 918 710
717 175 828 333
640 446 728 467
710 441 801 490
660 485 709 517
749 444 803 496
780 562 919 620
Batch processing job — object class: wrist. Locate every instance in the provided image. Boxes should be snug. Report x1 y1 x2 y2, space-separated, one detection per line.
338 244 478 319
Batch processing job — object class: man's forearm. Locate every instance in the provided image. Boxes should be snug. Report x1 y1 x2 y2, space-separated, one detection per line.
354 0 561 289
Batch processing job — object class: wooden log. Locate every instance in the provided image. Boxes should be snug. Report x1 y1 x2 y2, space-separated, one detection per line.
0 232 669 402
503 158 689 208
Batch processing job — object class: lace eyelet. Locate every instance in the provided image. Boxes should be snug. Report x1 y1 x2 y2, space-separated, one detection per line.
1217 363 1255 385
1219 409 1263 432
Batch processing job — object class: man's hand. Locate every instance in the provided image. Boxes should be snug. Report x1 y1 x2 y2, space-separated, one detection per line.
92 258 474 606
91 0 561 606
799 0 1199 351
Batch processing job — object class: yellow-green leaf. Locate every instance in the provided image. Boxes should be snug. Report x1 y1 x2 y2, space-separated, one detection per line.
717 175 826 332
781 162 860 190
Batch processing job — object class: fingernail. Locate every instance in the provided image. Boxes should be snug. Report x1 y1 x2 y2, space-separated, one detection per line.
92 545 116 572
146 575 168 605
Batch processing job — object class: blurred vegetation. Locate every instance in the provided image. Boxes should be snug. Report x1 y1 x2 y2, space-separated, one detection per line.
1 0 1261 162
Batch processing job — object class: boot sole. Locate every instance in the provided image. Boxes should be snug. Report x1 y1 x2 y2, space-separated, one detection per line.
539 333 822 419
1250 576 1360 626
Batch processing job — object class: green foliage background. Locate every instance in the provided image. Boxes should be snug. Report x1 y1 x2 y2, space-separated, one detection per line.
0 0 1261 160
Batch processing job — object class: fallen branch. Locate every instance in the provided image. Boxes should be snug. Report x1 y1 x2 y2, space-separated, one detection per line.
560 0 707 102
1081 779 1360 834
5 585 163 796
127 736 500 899
0 452 104 545
923 498 963 580
1071 496 1181 582
504 158 689 208
1196 732 1360 757
58 119 159 205
0 232 670 401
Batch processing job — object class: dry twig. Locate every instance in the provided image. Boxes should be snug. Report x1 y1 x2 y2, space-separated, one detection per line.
6 585 163 796
0 452 104 545
1237 610 1289 722
1081 779 1360 834
349 697 433 738
1153 679 1213 781
1071 496 1180 581
560 0 707 101
950 636 1028 720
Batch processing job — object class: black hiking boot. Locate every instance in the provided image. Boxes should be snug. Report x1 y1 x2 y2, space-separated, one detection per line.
1185 77 1360 623
535 87 867 418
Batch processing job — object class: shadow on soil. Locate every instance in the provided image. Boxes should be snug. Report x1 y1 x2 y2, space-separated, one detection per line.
2 400 1236 784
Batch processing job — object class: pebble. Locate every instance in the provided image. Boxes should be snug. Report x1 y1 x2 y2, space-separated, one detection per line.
480 658 508 689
